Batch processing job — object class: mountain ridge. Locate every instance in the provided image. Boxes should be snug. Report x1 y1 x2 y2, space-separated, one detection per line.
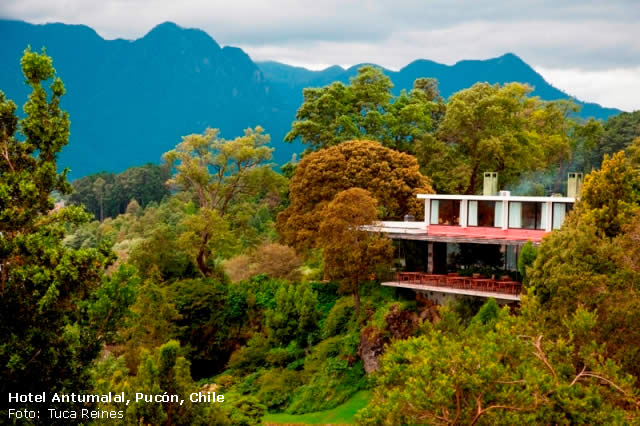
0 19 621 178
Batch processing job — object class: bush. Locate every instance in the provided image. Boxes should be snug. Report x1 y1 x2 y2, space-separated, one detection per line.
265 342 305 368
224 394 265 426
322 297 355 338
228 334 271 373
255 368 303 411
224 243 302 282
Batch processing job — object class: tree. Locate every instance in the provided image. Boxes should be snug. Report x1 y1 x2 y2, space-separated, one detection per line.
285 66 442 152
163 126 274 216
421 82 573 194
597 110 640 164
0 48 128 418
130 341 230 425
69 163 170 220
627 136 640 168
527 155 640 378
357 304 640 424
176 208 235 277
318 188 394 317
517 241 538 285
120 273 180 373
276 140 433 251
163 127 278 276
224 242 303 282
265 282 321 347
579 151 640 238
93 176 107 222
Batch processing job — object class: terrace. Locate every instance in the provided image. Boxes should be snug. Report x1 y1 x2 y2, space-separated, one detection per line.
383 271 522 302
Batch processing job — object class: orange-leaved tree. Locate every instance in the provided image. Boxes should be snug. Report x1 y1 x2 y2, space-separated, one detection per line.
277 140 433 251
318 188 394 317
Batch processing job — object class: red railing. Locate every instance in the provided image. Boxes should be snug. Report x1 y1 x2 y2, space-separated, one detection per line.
394 272 522 295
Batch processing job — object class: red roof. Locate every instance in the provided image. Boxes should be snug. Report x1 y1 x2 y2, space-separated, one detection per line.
427 225 548 243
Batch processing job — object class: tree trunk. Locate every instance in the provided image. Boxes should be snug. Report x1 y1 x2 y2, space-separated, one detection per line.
353 283 361 319
196 246 212 277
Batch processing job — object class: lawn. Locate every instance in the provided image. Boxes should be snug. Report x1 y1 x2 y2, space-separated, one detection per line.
262 390 371 425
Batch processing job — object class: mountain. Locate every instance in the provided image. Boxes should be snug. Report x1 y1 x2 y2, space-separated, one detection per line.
258 54 620 121
0 20 621 178
0 20 300 178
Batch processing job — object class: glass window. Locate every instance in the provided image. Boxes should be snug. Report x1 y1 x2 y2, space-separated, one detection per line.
468 200 497 227
553 203 569 229
430 199 460 225
495 202 503 227
509 202 544 229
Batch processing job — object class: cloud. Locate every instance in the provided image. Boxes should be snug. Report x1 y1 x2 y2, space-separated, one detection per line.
2 0 638 68
534 66 640 112
2 0 639 109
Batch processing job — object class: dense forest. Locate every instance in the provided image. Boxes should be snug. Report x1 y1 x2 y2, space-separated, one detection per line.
2 48 640 425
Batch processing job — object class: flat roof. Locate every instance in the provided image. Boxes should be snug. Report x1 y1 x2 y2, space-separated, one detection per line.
417 194 575 203
365 223 548 245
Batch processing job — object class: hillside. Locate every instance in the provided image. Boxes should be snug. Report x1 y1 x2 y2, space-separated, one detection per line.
0 19 621 178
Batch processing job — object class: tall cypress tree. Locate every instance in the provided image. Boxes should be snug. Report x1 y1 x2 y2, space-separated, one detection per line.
0 48 129 420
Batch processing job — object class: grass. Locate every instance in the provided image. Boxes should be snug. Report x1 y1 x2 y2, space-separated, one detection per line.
262 390 371 425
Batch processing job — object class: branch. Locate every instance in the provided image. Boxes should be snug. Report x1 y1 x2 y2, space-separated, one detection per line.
532 335 557 383
571 370 640 408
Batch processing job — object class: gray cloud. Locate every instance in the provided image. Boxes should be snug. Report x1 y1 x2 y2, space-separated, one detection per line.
1 0 639 109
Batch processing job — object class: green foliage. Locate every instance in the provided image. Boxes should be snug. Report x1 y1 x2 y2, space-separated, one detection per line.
120 275 180 373
418 82 575 194
266 282 321 347
227 334 271 374
358 306 639 424
255 368 303 410
517 241 538 284
170 278 247 378
597 110 640 164
115 341 231 425
285 66 443 153
162 126 285 276
263 390 371 425
68 163 170 220
0 48 132 419
224 394 265 426
323 297 356 339
579 151 640 237
471 298 500 325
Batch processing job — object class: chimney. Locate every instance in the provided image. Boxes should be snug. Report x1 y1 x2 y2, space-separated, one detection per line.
483 172 498 195
567 173 583 198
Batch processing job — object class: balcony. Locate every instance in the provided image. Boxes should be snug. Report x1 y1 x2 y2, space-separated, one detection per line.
383 271 522 302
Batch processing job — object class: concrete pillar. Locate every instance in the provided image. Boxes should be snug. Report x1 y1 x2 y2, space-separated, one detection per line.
424 199 430 231
545 201 552 232
460 200 468 228
502 199 509 230
427 242 434 273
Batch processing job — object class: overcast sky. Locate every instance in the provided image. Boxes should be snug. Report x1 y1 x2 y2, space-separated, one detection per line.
2 0 639 111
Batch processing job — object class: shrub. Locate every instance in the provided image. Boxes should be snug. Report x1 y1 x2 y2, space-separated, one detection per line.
255 368 303 411
227 334 270 373
322 297 355 338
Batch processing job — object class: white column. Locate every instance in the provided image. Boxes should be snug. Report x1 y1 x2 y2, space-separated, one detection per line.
545 201 553 231
424 199 430 231
502 199 509 230
460 200 468 228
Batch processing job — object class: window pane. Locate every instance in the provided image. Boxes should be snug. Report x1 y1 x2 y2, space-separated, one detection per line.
468 201 478 226
430 200 439 224
553 203 566 229
495 202 503 227
432 200 460 225
509 202 522 228
477 201 496 227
